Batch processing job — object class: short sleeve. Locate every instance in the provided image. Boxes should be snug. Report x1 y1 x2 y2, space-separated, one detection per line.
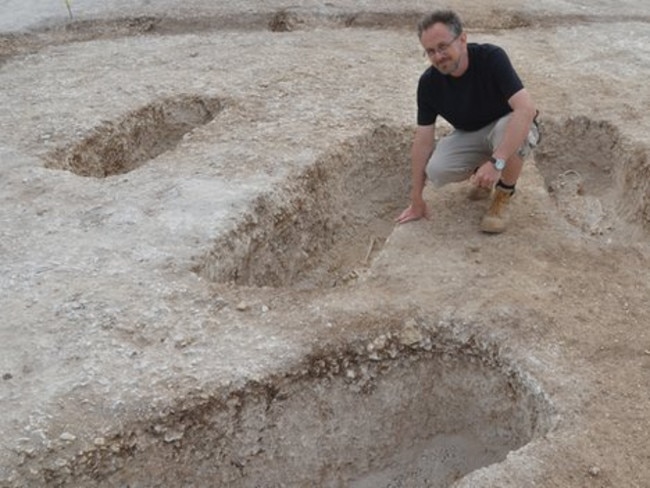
416 73 438 126
490 47 524 101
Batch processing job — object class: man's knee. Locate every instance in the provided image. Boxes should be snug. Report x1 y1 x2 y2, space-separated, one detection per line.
425 160 443 187
426 159 471 188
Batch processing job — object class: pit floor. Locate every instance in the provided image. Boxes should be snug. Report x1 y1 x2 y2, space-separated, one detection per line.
1 0 650 486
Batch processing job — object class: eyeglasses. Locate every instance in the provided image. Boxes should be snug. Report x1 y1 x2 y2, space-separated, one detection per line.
423 34 460 57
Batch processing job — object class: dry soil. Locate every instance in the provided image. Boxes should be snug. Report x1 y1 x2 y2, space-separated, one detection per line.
1 0 650 487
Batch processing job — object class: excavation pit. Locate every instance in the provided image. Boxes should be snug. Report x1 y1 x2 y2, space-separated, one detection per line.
193 124 412 289
535 115 650 237
61 328 553 487
45 94 223 177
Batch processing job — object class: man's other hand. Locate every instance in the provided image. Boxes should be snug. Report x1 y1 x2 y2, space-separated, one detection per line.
473 161 501 189
396 201 430 224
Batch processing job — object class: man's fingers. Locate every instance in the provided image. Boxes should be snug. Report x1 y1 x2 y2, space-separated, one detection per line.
398 215 417 224
395 205 429 224
396 213 416 224
396 208 417 224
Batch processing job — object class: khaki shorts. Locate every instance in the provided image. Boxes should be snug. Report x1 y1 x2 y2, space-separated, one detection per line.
426 113 540 188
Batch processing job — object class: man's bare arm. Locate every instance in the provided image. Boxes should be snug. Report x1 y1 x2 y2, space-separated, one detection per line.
493 88 536 162
473 89 536 188
396 124 436 224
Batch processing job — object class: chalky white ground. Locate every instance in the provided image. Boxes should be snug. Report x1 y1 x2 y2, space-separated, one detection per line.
1 0 650 486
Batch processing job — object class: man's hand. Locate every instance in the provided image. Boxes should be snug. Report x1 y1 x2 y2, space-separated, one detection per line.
396 200 430 224
473 161 501 189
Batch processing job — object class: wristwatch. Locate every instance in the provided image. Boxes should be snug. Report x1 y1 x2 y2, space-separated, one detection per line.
490 156 506 171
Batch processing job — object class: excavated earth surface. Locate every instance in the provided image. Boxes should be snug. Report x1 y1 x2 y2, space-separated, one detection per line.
1 0 650 486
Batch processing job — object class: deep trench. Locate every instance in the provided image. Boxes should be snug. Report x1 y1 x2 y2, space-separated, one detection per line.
53 327 554 487
193 124 412 289
44 94 222 177
535 115 650 238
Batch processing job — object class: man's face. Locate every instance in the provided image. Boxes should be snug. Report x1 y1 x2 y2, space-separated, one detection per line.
420 23 465 76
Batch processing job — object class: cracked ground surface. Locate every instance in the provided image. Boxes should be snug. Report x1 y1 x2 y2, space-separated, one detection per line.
1 0 650 486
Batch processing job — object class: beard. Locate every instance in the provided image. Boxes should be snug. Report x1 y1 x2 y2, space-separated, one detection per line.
434 55 462 76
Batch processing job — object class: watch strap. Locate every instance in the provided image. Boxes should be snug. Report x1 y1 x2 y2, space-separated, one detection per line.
489 156 505 170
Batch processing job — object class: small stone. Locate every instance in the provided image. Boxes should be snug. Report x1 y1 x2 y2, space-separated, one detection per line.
163 430 184 443
59 432 76 442
367 334 387 352
588 466 601 477
2 373 12 380
236 301 249 311
398 320 423 347
173 335 191 348
93 437 106 446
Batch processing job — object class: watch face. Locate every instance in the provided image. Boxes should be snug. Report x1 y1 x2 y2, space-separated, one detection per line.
495 159 506 171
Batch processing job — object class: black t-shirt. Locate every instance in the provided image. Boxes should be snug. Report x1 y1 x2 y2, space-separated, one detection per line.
417 43 524 131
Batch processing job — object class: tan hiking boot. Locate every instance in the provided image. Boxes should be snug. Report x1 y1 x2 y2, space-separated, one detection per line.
480 186 513 233
468 185 492 201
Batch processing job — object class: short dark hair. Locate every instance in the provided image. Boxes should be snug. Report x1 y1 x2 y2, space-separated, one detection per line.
417 10 463 38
